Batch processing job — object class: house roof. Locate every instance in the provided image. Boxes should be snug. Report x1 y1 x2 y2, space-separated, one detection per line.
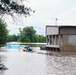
46 25 76 28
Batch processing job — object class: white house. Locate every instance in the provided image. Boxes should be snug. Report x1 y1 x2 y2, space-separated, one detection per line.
46 25 76 52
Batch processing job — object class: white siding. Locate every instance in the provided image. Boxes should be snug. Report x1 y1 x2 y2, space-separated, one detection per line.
46 26 59 35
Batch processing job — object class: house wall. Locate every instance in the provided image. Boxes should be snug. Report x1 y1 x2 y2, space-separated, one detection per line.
46 35 62 46
68 35 76 46
60 27 76 34
46 26 59 35
62 35 69 46
60 35 76 51
61 35 76 46
46 26 76 52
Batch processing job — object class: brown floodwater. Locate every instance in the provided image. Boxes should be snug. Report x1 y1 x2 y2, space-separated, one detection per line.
0 47 76 75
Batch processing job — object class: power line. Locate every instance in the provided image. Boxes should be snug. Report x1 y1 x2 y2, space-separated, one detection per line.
7 22 45 29
7 25 45 30
7 25 45 33
7 22 45 35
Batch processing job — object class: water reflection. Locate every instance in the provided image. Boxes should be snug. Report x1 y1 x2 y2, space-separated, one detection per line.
0 55 7 74
46 55 76 75
0 46 76 75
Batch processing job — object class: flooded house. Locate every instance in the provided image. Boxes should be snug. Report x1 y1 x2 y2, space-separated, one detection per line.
46 25 76 52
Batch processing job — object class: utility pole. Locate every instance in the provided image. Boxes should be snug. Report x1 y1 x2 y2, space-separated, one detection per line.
55 18 58 26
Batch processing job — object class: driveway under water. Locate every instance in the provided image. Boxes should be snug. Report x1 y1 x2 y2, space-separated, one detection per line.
0 47 76 75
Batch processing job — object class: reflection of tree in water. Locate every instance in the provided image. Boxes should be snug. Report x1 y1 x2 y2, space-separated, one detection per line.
0 55 6 62
46 55 76 75
0 55 8 74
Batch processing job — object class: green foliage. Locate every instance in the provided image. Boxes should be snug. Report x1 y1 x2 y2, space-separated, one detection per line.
0 18 8 44
18 26 46 43
7 26 46 43
18 26 36 42
38 35 46 42
7 34 19 42
0 0 35 17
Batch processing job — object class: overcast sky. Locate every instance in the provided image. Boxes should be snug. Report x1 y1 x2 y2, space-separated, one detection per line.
4 0 76 35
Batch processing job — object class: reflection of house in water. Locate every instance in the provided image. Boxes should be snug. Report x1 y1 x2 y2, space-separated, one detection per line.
46 25 76 52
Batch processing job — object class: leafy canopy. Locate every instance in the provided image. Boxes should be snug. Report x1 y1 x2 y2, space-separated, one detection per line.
18 26 36 42
0 18 8 44
18 26 46 43
0 0 35 17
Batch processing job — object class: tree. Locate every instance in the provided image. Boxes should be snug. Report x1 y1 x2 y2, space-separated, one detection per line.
18 26 36 42
18 26 46 43
0 0 35 17
0 18 8 44
7 34 19 42
38 35 46 42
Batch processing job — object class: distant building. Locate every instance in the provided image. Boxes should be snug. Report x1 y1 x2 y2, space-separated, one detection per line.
46 25 76 52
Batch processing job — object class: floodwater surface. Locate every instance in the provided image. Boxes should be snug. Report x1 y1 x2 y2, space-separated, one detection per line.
0 47 76 75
